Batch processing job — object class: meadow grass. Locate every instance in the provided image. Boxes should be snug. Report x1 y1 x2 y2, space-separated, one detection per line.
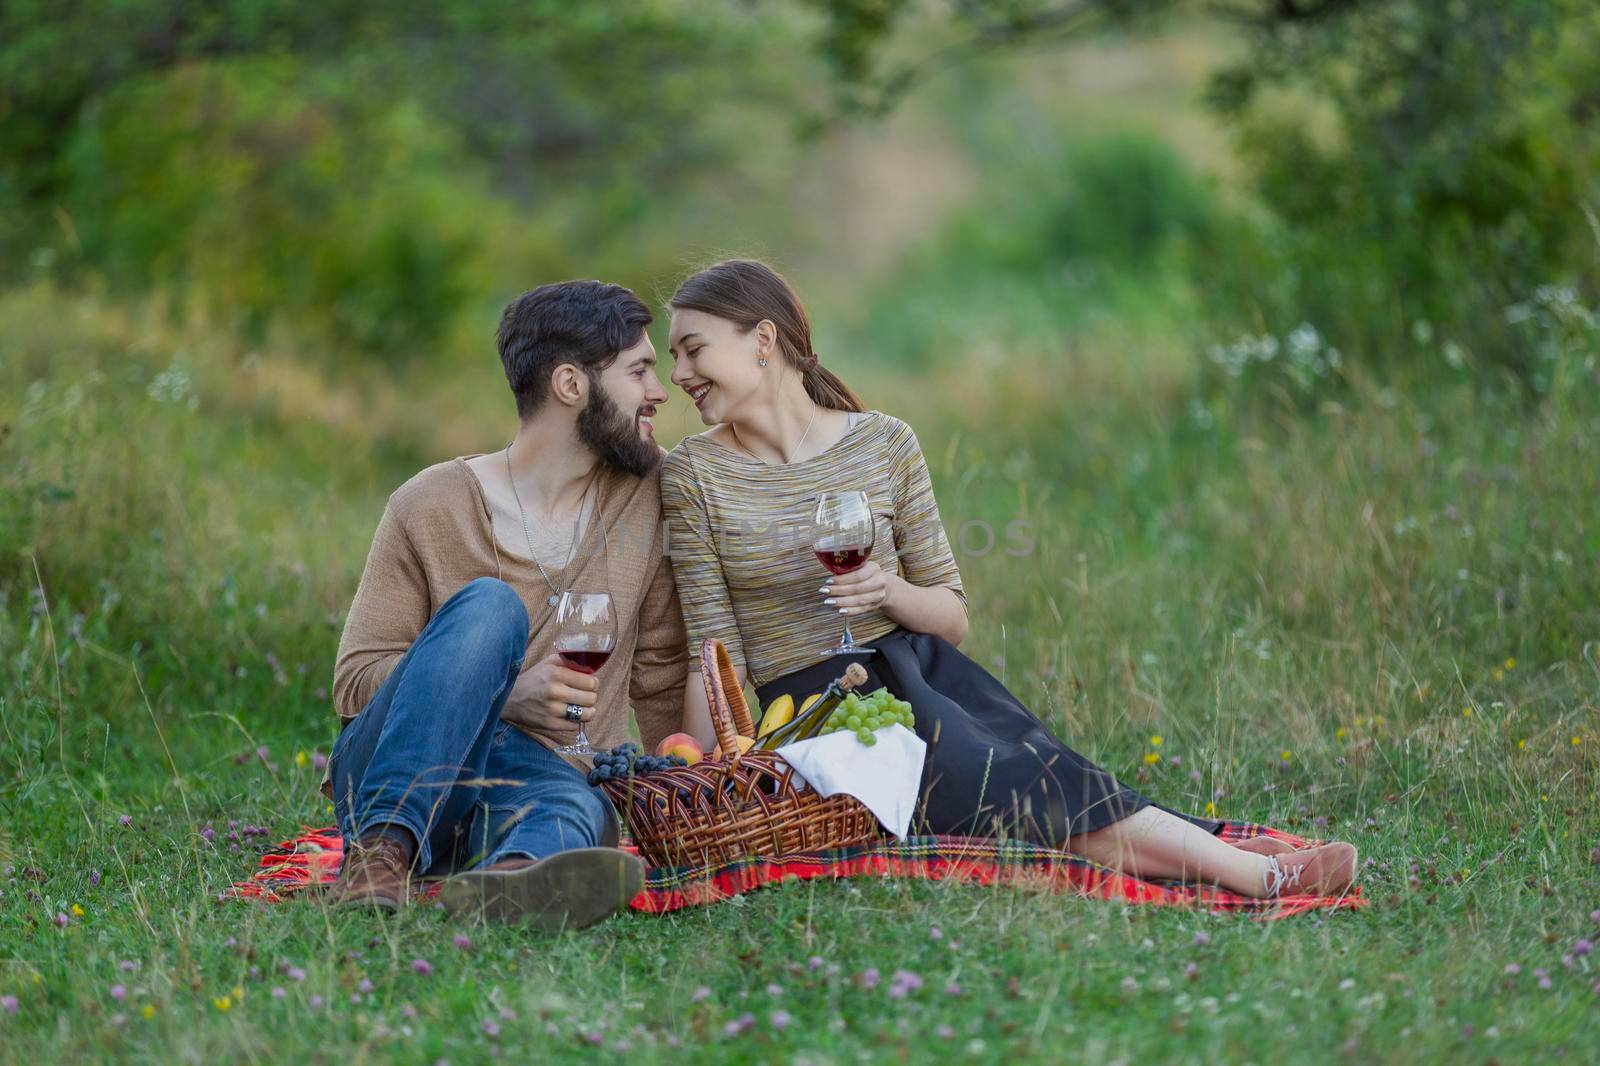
3 280 1599 1064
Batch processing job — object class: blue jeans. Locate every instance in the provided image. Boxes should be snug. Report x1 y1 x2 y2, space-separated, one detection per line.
329 577 617 875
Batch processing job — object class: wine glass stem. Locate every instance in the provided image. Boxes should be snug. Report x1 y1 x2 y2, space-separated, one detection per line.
841 615 855 649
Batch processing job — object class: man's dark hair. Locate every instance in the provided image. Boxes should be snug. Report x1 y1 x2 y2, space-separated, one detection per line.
496 281 653 419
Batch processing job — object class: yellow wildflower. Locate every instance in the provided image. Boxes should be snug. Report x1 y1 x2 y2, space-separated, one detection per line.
1204 801 1216 817
232 985 244 1002
1143 752 1160 765
1573 735 1582 746
213 995 232 1012
1149 735 1163 747
1280 750 1291 762
142 1004 156 1020
1517 738 1526 750
1504 658 1515 670
70 903 84 917
294 750 309 768
1461 707 1472 718
1493 668 1505 682
1335 727 1346 741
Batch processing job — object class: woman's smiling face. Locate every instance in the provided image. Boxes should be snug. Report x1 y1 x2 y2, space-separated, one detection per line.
668 307 773 425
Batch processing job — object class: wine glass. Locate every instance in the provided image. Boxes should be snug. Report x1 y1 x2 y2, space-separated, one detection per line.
553 591 616 756
813 490 877 657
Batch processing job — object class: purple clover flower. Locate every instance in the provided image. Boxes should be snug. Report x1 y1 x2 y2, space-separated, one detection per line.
411 959 432 976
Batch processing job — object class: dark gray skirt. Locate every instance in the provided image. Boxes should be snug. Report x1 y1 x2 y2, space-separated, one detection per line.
756 628 1221 847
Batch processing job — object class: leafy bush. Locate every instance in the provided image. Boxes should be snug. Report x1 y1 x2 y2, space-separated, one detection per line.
853 132 1216 366
1206 0 1600 386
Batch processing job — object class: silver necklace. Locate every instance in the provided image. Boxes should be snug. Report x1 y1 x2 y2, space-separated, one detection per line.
504 443 597 607
732 401 818 465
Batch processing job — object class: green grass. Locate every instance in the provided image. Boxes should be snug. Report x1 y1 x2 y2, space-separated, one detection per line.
3 280 1599 1064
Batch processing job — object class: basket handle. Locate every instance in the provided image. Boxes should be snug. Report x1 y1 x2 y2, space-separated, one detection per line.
700 639 755 767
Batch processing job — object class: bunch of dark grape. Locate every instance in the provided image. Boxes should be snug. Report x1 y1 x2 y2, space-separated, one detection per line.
586 742 686 786
816 687 915 747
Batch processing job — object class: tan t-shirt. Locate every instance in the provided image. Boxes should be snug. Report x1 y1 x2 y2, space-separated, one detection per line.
660 411 965 688
330 455 688 769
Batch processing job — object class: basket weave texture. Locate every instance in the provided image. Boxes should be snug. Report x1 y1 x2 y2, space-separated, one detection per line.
599 639 880 867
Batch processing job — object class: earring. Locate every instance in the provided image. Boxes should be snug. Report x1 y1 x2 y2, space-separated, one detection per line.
758 358 768 367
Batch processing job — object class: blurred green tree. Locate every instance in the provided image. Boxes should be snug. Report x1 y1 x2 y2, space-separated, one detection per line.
0 0 788 355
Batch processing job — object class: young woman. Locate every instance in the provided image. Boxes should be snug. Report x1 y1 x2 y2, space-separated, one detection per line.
659 259 1357 900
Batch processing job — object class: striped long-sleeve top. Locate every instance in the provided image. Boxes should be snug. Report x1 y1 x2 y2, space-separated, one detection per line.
659 410 965 687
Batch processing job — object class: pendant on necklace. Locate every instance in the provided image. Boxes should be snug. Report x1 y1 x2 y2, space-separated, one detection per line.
547 593 559 607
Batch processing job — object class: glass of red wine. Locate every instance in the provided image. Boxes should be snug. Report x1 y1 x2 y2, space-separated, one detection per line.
813 490 877 657
553 591 616 756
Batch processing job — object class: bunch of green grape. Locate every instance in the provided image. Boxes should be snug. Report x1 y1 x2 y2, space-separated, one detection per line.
817 687 915 747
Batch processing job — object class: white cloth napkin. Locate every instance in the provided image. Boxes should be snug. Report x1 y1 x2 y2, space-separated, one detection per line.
775 724 926 839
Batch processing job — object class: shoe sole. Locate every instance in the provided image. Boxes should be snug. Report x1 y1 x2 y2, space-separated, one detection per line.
332 890 404 912
436 847 645 930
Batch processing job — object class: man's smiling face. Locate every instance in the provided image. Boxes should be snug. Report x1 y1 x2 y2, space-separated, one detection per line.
576 333 669 476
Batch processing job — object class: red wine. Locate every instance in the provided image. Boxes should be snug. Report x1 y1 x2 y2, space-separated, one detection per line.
816 546 870 575
557 648 612 674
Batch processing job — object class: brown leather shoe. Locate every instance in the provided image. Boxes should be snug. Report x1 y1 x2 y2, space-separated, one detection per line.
1233 835 1299 857
437 847 644 929
1262 841 1358 898
332 835 413 911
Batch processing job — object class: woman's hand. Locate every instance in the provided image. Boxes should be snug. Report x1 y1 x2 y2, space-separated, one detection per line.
500 651 600 732
821 560 898 616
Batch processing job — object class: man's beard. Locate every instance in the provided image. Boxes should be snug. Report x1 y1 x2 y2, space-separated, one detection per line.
576 382 660 477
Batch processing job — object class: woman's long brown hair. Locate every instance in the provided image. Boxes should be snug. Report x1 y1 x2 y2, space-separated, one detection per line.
668 259 866 413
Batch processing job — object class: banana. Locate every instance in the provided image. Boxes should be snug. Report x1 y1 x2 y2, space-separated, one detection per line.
755 694 795 739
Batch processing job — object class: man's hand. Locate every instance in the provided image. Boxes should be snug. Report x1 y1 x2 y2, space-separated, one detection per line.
501 651 600 732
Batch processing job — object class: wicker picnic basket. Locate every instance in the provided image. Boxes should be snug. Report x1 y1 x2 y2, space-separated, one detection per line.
599 638 880 868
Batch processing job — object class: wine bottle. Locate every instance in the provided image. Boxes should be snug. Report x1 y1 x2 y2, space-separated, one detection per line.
758 663 869 749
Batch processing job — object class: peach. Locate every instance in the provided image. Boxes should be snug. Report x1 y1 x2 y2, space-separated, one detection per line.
655 732 704 766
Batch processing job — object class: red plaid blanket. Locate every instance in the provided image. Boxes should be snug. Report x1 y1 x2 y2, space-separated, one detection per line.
224 823 1364 920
